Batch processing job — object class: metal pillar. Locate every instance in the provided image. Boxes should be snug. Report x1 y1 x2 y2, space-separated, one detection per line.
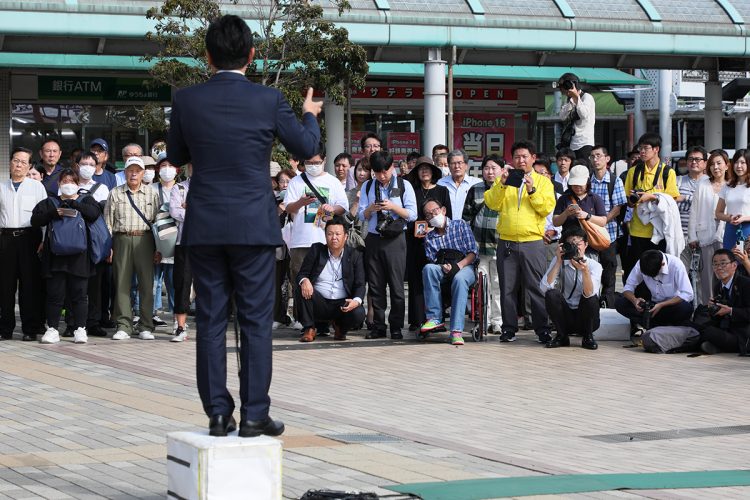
553 90 562 147
634 84 647 141
324 95 345 174
736 113 748 149
0 71 9 179
658 69 672 161
704 70 723 151
424 48 446 154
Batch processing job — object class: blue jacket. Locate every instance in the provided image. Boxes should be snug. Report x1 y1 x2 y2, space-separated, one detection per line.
167 71 320 246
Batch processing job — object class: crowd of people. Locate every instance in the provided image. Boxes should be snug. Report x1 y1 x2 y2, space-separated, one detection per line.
2 130 749 356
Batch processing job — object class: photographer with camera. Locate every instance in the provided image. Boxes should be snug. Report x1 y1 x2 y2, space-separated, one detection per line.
358 150 417 340
615 249 694 339
557 73 595 161
540 227 603 350
694 249 750 356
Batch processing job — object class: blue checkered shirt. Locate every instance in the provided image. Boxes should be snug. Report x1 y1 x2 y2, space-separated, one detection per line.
590 171 627 243
425 218 479 264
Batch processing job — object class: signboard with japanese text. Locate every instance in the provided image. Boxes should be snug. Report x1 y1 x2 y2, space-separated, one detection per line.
387 132 420 161
454 113 515 174
350 84 528 110
38 76 171 103
349 132 367 161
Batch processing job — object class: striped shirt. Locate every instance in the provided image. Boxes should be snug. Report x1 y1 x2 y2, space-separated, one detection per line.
104 183 160 234
425 218 479 264
589 171 627 243
462 181 499 256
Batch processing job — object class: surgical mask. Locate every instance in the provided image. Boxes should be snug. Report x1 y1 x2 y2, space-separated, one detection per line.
60 183 78 197
305 163 324 177
429 213 446 228
78 165 96 180
143 170 156 183
159 167 177 182
440 167 450 177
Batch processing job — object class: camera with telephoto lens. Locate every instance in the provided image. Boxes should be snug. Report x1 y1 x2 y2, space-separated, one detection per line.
640 300 657 330
376 215 397 234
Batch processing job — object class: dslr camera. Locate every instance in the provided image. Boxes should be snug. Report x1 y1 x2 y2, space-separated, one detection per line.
628 190 645 204
708 293 728 316
558 79 577 91
376 215 397 234
561 241 583 261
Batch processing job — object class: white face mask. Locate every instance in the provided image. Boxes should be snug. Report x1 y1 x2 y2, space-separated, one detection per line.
60 183 78 197
159 167 177 182
143 170 156 183
78 165 96 180
429 213 446 228
305 163 324 177
440 167 450 177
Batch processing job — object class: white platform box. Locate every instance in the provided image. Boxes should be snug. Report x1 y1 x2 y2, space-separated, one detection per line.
167 431 282 500
593 308 631 341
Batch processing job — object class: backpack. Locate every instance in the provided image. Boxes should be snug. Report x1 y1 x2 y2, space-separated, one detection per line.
632 161 672 192
81 183 112 264
48 198 88 256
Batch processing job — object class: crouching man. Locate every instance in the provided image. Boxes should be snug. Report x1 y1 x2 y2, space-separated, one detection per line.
295 216 365 342
695 249 750 356
419 199 478 346
540 227 603 350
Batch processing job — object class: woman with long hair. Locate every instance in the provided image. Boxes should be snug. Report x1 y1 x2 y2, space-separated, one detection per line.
715 149 750 249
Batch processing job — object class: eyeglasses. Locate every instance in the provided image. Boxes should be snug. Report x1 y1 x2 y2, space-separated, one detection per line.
712 261 734 269
424 208 443 218
11 158 29 166
449 161 465 167
513 154 531 161
589 154 606 160
687 157 705 163
568 239 585 247
637 145 653 152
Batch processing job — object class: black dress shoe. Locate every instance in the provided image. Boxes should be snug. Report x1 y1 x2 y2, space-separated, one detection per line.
88 325 109 337
365 330 386 339
239 417 285 438
546 334 570 348
390 331 403 340
22 334 36 342
208 415 237 437
582 335 598 350
100 319 117 329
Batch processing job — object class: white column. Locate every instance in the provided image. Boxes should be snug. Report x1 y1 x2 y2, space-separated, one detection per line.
424 48 446 154
658 70 673 161
634 84 646 141
553 90 562 146
735 113 748 149
0 71 9 179
323 96 345 174
704 71 723 151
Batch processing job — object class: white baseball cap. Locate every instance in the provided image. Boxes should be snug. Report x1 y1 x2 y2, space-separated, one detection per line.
568 165 590 186
124 156 145 170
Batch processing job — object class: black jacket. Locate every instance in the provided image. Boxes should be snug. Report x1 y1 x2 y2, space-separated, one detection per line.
296 243 366 301
711 273 750 348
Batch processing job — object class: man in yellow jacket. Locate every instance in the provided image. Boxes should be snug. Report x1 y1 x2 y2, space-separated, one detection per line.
484 140 556 343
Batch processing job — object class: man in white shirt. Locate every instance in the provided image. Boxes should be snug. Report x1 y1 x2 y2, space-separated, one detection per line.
437 149 481 220
0 147 48 341
615 249 695 337
284 143 349 328
554 148 574 191
558 73 595 160
541 227 603 350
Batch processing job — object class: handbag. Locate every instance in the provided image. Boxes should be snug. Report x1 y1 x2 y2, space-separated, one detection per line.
569 196 611 251
126 189 176 258
343 212 365 249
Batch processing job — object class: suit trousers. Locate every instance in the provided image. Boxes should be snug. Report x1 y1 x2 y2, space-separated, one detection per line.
545 289 600 338
0 228 43 337
46 272 88 330
496 239 549 336
112 234 155 333
173 244 193 315
364 232 407 333
295 288 365 332
190 245 275 421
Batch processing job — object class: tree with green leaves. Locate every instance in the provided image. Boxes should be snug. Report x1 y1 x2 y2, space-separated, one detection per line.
140 0 368 134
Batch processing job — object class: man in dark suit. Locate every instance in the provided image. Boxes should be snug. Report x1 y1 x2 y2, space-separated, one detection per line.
167 15 322 438
698 249 750 356
295 216 366 342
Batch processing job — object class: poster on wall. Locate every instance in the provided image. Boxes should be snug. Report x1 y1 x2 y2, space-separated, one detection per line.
349 132 366 161
387 132 420 161
454 113 515 175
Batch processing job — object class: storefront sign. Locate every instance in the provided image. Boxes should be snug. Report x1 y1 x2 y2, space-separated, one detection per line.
38 76 171 102
351 85 518 102
454 113 515 166
387 132 420 160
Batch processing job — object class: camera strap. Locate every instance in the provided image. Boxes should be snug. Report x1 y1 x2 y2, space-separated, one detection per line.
560 265 579 301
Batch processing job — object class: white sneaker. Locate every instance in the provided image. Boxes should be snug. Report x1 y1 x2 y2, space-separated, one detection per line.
272 321 283 330
73 327 88 344
41 327 60 344
290 320 303 330
112 330 130 340
139 331 155 340
133 315 140 325
171 326 187 342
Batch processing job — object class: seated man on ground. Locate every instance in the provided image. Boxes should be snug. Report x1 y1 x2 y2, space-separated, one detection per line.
540 227 603 350
419 199 478 346
295 216 366 342
695 249 750 356
615 249 694 340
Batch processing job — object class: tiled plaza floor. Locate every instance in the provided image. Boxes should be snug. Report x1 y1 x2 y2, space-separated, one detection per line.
0 319 748 499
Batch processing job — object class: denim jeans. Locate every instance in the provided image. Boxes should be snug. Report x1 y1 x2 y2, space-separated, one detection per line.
153 263 175 313
423 263 475 332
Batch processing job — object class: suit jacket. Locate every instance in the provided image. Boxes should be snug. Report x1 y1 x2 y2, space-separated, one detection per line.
167 72 320 246
296 243 366 301
712 273 750 338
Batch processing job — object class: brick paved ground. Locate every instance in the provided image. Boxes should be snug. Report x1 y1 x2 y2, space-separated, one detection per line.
0 316 748 499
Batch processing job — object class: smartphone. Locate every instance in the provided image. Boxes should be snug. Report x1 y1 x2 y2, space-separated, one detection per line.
59 208 78 217
506 169 525 188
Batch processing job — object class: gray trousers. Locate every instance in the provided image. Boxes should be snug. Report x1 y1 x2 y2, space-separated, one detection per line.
496 239 549 335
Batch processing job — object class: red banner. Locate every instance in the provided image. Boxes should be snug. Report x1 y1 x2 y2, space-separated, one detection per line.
350 85 517 102
453 113 515 162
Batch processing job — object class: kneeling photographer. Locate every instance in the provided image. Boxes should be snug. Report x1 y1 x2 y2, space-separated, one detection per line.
540 227 603 350
615 249 694 341
693 249 750 356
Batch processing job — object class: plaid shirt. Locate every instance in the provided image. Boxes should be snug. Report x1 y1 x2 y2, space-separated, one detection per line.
104 183 160 234
590 171 627 243
425 218 479 264
462 181 499 256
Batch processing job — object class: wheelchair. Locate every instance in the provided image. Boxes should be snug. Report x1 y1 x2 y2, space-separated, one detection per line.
424 266 489 342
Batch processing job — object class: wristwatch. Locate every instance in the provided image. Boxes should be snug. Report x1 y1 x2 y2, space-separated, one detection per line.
585 213 592 221
527 187 537 195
